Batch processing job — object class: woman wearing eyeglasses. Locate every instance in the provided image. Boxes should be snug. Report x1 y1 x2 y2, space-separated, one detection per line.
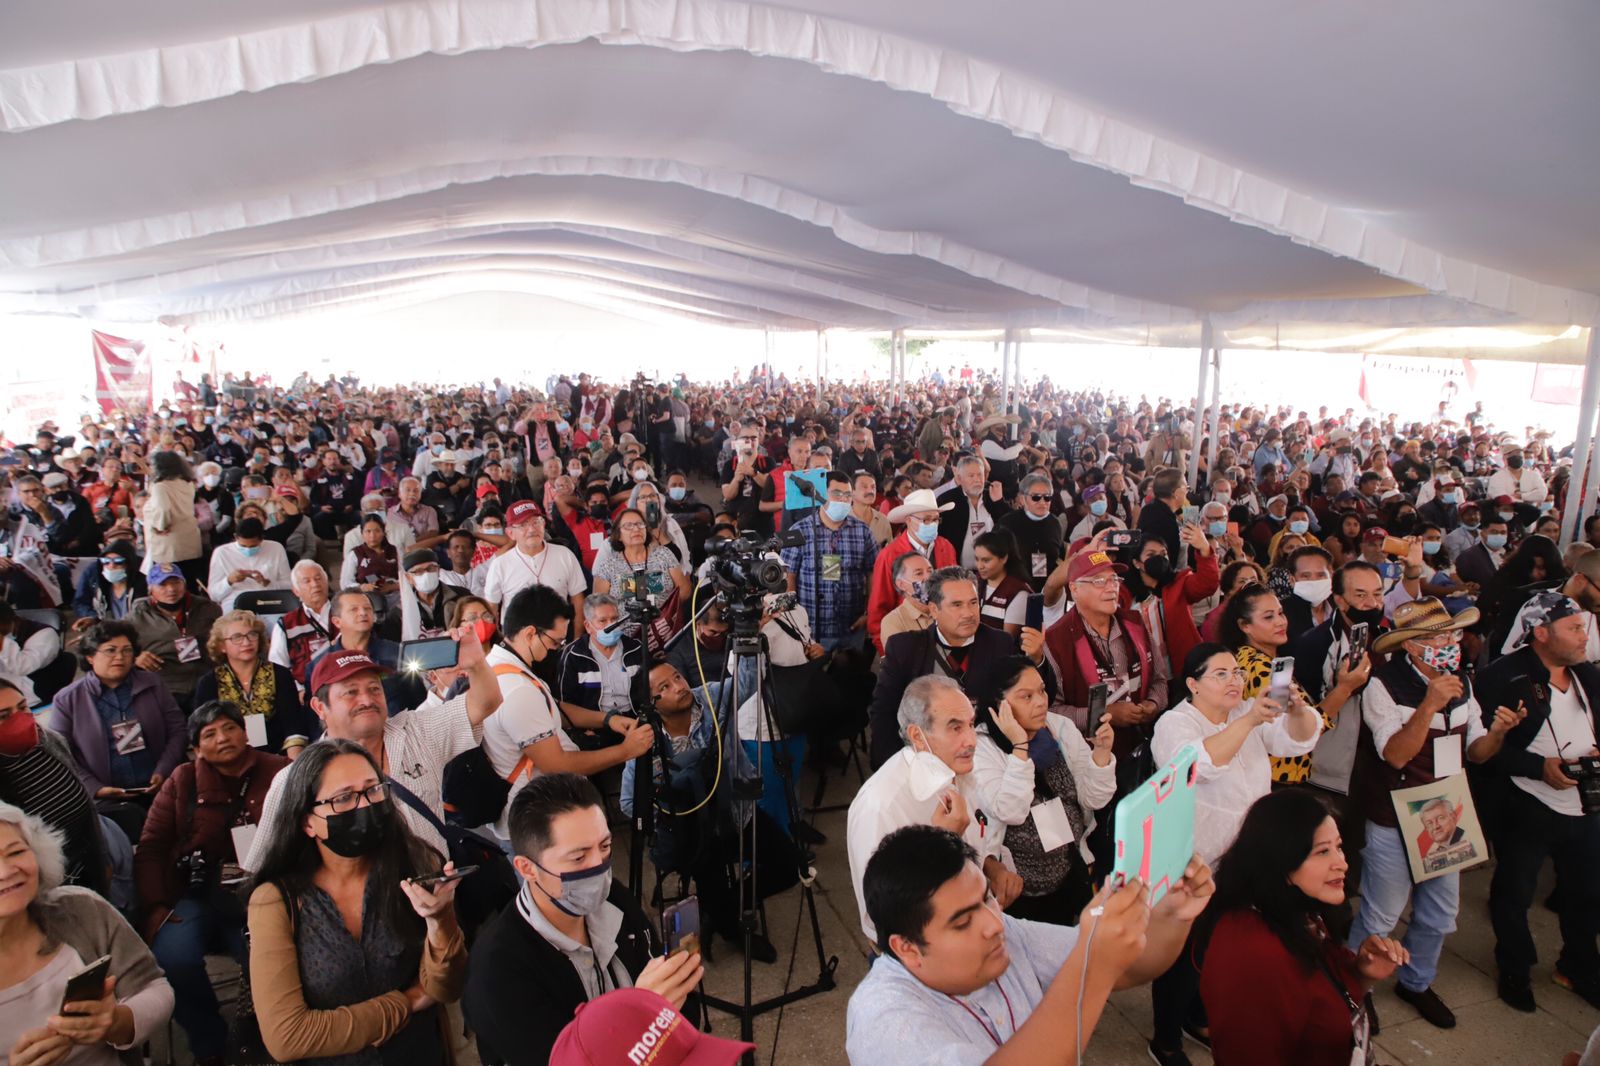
192 610 319 757
247 739 466 1065
1145 642 1322 1065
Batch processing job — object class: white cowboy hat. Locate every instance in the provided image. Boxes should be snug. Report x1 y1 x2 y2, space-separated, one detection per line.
887 488 955 524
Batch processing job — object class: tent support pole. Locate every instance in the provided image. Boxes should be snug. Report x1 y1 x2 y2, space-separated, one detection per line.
1205 345 1223 474
891 329 905 406
1560 327 1600 548
1012 331 1024 440
814 330 823 387
999 333 1011 419
1187 319 1212 488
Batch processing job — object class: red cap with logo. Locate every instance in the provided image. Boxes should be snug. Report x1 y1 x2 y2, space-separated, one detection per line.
506 500 545 527
1066 549 1126 583
309 650 389 693
550 989 753 1066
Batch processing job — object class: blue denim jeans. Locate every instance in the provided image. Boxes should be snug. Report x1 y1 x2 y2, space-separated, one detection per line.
1348 820 1460 992
151 896 246 1059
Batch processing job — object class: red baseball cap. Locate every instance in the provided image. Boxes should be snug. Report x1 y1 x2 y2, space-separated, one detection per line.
475 482 500 500
506 500 545 527
309 650 389 693
1066 549 1126 583
550 989 752 1066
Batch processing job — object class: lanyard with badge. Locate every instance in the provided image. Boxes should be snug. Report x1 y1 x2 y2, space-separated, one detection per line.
1315 949 1373 1066
944 985 1017 1047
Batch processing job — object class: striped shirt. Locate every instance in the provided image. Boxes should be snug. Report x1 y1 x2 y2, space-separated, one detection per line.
0 738 101 886
781 513 879 641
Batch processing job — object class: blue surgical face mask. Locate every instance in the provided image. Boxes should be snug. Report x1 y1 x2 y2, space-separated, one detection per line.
1208 520 1226 537
1442 491 1459 504
1421 541 1441 556
594 624 623 648
913 521 938 545
238 544 260 557
102 567 127 584
1089 499 1107 516
1486 533 1507 550
824 500 853 522
668 486 686 501
1288 520 1309 535
555 421 570 434
532 858 612 917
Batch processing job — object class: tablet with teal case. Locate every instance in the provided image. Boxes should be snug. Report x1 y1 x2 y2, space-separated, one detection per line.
1109 744 1200 906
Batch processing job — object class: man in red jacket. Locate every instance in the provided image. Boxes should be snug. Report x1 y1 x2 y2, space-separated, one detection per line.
1122 522 1220 680
866 489 957 652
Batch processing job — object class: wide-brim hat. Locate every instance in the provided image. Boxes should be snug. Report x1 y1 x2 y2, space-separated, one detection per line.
887 488 955 524
974 412 1020 435
1372 597 1480 655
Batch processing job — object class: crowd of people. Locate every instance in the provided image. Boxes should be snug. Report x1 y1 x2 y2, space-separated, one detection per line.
1 363 1599 1065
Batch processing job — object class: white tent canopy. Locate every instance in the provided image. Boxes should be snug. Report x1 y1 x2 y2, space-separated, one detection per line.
2 0 1597 334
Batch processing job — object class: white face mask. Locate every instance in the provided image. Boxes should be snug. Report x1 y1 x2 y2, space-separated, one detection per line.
905 743 957 802
1293 578 1333 606
411 571 440 594
202 474 220 489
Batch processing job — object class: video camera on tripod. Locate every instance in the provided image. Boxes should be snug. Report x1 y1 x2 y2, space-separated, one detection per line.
702 530 801 637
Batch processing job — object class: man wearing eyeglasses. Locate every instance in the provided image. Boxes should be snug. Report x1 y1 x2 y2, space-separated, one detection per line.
244 627 502 869
780 471 878 655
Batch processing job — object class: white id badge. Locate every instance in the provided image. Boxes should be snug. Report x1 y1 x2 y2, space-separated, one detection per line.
244 713 269 747
1031 797 1075 852
1031 552 1048 578
590 531 605 551
1433 733 1464 778
109 719 146 755
173 635 203 663
230 824 259 865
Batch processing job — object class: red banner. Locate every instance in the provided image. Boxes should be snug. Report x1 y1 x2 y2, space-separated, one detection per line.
92 330 151 414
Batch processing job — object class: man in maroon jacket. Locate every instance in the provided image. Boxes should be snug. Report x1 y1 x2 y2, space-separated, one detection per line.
136 700 289 1063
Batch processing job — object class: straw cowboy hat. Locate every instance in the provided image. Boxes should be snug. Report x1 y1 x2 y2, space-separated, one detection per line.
973 412 1020 435
1371 597 1480 656
887 488 955 524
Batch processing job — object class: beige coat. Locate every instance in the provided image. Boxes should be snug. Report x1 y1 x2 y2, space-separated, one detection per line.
143 478 202 563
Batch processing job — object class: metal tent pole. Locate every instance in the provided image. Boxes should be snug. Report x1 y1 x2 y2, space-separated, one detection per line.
1205 344 1224 474
815 329 823 387
1011 330 1024 441
1188 318 1212 487
1559 327 1600 547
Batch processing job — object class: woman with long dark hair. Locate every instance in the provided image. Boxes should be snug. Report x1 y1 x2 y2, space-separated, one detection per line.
969 655 1115 923
1478 533 1567 652
1198 790 1407 1065
972 529 1032 636
246 740 466 1064
1218 585 1323 786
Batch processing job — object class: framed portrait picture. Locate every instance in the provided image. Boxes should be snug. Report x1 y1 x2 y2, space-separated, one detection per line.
1390 774 1489 883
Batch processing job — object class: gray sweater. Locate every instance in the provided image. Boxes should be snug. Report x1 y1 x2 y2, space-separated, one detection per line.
34 886 174 1064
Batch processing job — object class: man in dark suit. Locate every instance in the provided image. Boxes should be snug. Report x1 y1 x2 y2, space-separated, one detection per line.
1137 466 1187 564
464 773 700 1066
937 455 1011 569
1454 514 1511 590
868 567 1048 767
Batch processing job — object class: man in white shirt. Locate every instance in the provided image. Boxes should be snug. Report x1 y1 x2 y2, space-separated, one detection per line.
1478 591 1600 1013
482 500 587 616
848 675 1031 941
1486 446 1548 505
845 824 1209 1066
244 628 502 868
479 584 652 839
267 559 336 686
206 516 292 612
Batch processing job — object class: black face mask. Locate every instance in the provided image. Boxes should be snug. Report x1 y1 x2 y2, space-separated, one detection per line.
50 491 71 502
1344 606 1385 631
321 801 389 858
1507 456 1523 470
1142 555 1173 583
589 504 610 521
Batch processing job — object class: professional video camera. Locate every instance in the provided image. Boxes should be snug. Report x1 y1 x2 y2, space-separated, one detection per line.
702 530 801 635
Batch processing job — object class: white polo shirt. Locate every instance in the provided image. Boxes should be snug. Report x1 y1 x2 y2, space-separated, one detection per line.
478 645 580 838
481 541 586 610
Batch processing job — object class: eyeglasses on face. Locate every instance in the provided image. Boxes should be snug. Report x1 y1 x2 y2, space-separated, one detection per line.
1026 493 1052 502
1200 668 1248 683
619 521 647 532
94 643 136 658
313 781 388 814
224 632 259 645
1073 576 1121 590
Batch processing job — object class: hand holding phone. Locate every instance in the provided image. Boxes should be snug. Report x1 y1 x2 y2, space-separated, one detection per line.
1086 682 1110 735
59 955 112 1016
1268 656 1295 703
408 865 477 888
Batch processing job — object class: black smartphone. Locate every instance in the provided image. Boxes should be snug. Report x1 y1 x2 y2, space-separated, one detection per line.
60 954 112 1013
664 895 702 956
400 635 459 673
1107 529 1140 550
1024 593 1044 633
1087 682 1109 734
409 865 478 888
1347 623 1370 669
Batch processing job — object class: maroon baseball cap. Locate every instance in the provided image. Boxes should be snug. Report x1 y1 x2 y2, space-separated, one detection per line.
1066 549 1126 583
550 989 753 1066
506 500 545 527
309 650 389 693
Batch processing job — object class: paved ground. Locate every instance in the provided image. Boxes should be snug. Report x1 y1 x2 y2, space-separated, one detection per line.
684 760 1600 1066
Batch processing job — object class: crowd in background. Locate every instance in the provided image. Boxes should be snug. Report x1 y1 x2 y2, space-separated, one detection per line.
1 363 1599 1065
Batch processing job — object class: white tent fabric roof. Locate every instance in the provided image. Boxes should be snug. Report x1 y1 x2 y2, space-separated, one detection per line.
2 0 1597 333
